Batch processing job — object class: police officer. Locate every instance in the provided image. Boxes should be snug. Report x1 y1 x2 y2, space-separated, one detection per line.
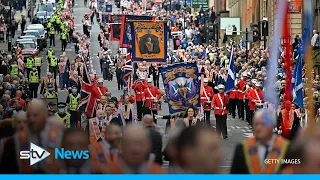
61 29 68 52
44 83 57 98
47 47 55 61
47 102 56 116
49 25 56 47
34 55 42 79
25 56 34 78
66 85 81 128
55 16 62 34
28 66 39 98
49 55 58 79
10 61 19 76
55 102 71 128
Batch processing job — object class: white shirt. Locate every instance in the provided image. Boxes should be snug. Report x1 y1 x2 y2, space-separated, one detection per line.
185 29 192 39
311 33 319 47
256 135 276 167
96 118 104 130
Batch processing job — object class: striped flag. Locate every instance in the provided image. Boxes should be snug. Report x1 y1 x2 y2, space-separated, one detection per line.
123 53 133 91
225 47 236 93
293 50 303 108
77 63 98 117
264 0 287 109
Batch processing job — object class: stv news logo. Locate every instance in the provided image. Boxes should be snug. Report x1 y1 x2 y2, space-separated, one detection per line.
20 143 90 166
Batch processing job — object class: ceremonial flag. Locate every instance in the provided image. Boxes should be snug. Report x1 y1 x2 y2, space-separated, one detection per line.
109 14 122 41
264 0 287 108
77 64 97 117
159 63 201 115
130 21 168 63
119 15 155 48
225 47 236 93
293 51 303 109
123 53 133 91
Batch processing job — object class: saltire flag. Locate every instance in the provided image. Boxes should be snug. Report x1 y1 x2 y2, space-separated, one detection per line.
225 47 236 93
292 49 303 109
123 53 133 91
77 63 98 118
119 15 156 48
264 0 287 109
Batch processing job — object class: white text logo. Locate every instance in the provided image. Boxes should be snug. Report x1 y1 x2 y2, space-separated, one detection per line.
19 143 51 166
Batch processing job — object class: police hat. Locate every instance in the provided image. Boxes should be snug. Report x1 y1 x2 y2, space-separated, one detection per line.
48 102 56 107
57 102 67 108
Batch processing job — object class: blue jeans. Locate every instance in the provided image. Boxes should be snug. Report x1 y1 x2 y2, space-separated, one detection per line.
59 72 65 89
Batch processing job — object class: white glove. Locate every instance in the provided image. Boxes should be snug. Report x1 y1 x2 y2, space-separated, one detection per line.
154 115 163 119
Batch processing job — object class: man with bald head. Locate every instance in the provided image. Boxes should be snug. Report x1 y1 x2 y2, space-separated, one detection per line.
142 115 163 165
0 99 65 174
89 124 122 173
110 125 166 174
86 109 108 144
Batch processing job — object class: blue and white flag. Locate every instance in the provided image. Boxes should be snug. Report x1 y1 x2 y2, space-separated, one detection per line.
293 52 303 108
225 47 236 93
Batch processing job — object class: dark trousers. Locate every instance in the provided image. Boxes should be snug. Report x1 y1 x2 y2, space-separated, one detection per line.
29 83 39 98
144 107 158 124
37 67 41 79
245 99 250 122
204 110 211 126
49 34 55 46
26 68 31 79
74 43 79 53
116 73 123 90
248 110 254 126
215 114 227 138
136 101 143 120
70 110 80 128
61 39 67 51
237 99 245 120
153 75 159 87
49 66 58 79
229 98 237 118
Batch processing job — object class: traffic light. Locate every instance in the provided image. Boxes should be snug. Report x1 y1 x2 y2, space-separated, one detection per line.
262 20 268 36
252 24 260 42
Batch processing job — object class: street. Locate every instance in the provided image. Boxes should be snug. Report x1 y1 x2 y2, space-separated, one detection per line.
0 0 254 171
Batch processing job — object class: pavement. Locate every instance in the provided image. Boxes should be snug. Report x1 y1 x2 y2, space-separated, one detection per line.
0 0 253 172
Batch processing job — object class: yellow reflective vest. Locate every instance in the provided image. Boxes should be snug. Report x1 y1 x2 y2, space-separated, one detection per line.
50 58 57 67
34 57 41 67
11 64 18 75
69 94 80 111
26 58 34 69
29 71 39 83
45 91 57 98
47 50 54 58
55 112 71 128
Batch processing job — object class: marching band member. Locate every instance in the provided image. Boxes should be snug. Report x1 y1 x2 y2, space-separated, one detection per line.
93 78 108 103
132 75 148 121
200 78 214 126
231 109 290 174
247 81 263 126
212 84 229 139
236 72 248 120
143 78 163 123
86 109 108 144
117 94 136 126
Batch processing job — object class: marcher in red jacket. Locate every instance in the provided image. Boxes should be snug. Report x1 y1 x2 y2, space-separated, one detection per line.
201 78 214 126
247 82 264 126
142 78 162 123
212 84 229 139
237 74 248 120
93 78 108 102
132 76 148 121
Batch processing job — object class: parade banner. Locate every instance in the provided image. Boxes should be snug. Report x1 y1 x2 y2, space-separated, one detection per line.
109 14 122 41
119 15 155 48
159 63 201 115
130 21 168 63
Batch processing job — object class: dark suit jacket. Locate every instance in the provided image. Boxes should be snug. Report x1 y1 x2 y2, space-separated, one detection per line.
146 127 163 165
0 137 19 173
230 142 290 174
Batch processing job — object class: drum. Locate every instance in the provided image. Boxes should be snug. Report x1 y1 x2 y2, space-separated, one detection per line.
151 100 160 111
204 101 212 111
255 103 264 111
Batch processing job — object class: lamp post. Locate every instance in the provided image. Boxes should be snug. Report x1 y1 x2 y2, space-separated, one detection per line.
8 3 12 52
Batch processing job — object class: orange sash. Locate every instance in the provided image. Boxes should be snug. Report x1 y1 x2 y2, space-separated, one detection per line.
89 118 107 144
282 110 294 130
89 142 118 173
19 126 62 173
242 136 289 174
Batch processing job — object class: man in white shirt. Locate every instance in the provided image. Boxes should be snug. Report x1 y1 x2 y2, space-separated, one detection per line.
185 26 193 40
311 30 319 49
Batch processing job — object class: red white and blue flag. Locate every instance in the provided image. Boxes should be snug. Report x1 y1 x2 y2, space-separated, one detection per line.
123 53 133 91
77 64 97 117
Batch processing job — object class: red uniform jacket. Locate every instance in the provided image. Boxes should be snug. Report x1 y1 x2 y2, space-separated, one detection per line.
229 89 238 99
132 80 148 101
237 80 247 100
247 88 264 110
200 86 214 107
119 95 136 104
143 86 162 107
245 86 253 100
212 93 229 115
93 86 108 99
